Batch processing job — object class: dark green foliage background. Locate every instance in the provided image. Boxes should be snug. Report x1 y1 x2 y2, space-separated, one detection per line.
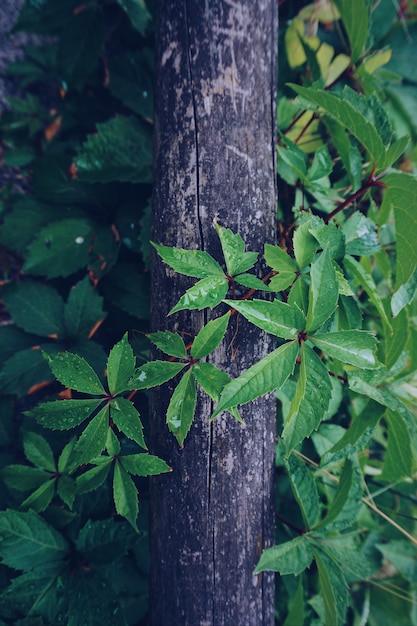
0 0 417 624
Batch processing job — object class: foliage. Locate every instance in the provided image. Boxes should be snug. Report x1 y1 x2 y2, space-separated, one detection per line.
1 0 417 624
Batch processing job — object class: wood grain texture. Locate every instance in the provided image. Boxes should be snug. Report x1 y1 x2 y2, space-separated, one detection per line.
150 1 277 624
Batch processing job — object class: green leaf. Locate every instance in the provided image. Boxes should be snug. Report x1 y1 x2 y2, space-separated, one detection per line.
0 465 50 492
288 277 309 314
27 399 102 430
75 116 152 184
106 427 121 457
317 458 363 530
283 578 304 626
343 212 380 256
47 352 106 395
116 0 152 33
191 312 230 359
380 409 416 481
110 398 147 450
391 265 417 317
264 244 298 274
108 50 153 120
101 262 150 320
2 280 64 337
169 275 229 314
254 535 313 576
75 519 139 565
376 540 417 583
214 221 259 276
311 330 379 369
277 142 308 186
151 242 224 278
120 454 171 476
286 453 319 530
212 341 298 419
107 333 136 396
0 510 68 571
0 568 63 619
23 219 93 279
333 0 369 63
64 276 106 339
289 85 386 168
76 462 112 495
56 476 76 509
0 348 55 397
224 299 304 340
381 172 417 289
323 117 362 190
21 478 55 512
23 430 55 472
313 549 348 626
282 344 332 453
308 217 345 262
113 460 138 531
65 569 127 626
192 362 242 423
322 401 384 465
344 255 392 332
57 4 103 89
147 330 188 359
293 220 318 269
268 272 296 292
128 361 186 390
306 248 338 333
166 369 197 446
72 405 109 466
234 273 272 291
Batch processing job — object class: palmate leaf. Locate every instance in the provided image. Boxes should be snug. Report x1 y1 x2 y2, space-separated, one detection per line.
305 247 338 333
264 244 298 287
28 398 103 430
310 330 379 369
169 275 229 314
214 221 259 276
152 242 224 278
224 299 304 340
0 510 68 571
282 344 332 454
212 341 298 419
166 369 197 446
308 216 345 262
47 351 105 395
106 333 136 396
0 567 64 621
254 535 313 576
191 312 230 359
113 460 138 532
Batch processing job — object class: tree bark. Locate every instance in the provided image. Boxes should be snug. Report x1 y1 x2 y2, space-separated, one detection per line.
150 1 277 624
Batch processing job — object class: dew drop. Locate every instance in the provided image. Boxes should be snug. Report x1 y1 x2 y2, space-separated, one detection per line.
75 236 84 245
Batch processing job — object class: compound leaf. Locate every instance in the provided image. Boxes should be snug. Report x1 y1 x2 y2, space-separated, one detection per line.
47 352 106 395
254 535 313 576
224 299 304 340
166 369 197 446
191 312 230 359
107 333 136 396
110 397 147 450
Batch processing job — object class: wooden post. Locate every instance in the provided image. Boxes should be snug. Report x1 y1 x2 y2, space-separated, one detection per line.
150 1 277 624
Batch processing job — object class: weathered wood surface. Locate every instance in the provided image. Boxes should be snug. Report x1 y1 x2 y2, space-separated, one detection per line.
150 1 278 624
